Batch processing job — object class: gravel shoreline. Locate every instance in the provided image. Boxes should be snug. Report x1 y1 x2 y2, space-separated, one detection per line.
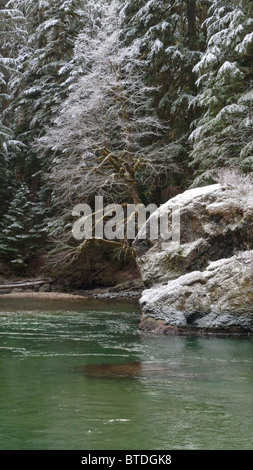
0 292 87 300
0 290 142 301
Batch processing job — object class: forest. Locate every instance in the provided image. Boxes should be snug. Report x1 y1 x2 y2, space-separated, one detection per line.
0 0 252 289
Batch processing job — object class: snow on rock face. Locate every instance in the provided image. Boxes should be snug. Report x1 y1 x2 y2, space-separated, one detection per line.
140 253 253 334
133 183 253 287
133 183 253 335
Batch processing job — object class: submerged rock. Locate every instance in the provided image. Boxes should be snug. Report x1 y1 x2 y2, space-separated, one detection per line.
76 362 195 379
133 183 253 335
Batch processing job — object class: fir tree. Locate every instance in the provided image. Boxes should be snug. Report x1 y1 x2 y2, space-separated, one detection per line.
189 0 253 186
10 0 88 180
0 0 88 273
0 0 27 220
120 0 209 187
0 183 44 272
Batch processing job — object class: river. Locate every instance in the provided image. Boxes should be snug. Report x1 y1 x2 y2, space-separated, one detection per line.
0 297 252 450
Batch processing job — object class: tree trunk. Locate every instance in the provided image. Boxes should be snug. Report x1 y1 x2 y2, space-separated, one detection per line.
186 0 197 50
128 180 142 205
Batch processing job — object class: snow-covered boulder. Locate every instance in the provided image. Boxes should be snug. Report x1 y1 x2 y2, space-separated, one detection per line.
140 253 253 335
133 183 253 287
133 183 253 335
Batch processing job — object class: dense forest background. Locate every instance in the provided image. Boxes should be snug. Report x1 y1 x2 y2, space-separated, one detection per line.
0 0 252 289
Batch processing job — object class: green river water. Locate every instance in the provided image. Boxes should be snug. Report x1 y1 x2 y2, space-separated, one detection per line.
0 297 252 450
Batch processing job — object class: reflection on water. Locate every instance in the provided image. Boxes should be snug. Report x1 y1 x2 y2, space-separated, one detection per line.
0 297 253 450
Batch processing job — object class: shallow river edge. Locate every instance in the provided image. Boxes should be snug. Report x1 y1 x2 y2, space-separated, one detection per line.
1 290 253 338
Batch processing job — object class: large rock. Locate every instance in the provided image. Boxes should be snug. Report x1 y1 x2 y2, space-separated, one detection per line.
140 252 253 335
133 184 253 287
133 183 253 335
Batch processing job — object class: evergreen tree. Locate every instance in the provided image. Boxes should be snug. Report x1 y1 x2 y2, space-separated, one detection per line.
0 0 89 273
0 0 27 220
189 0 253 186
10 0 88 186
0 121 12 220
0 0 27 129
120 0 209 188
0 183 44 272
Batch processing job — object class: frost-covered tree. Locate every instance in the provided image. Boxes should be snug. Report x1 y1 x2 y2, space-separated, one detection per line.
39 0 173 210
36 0 177 263
120 0 210 186
189 0 253 186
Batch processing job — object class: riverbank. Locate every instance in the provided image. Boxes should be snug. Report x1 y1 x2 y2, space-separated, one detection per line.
0 275 143 302
0 287 142 302
0 292 87 300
